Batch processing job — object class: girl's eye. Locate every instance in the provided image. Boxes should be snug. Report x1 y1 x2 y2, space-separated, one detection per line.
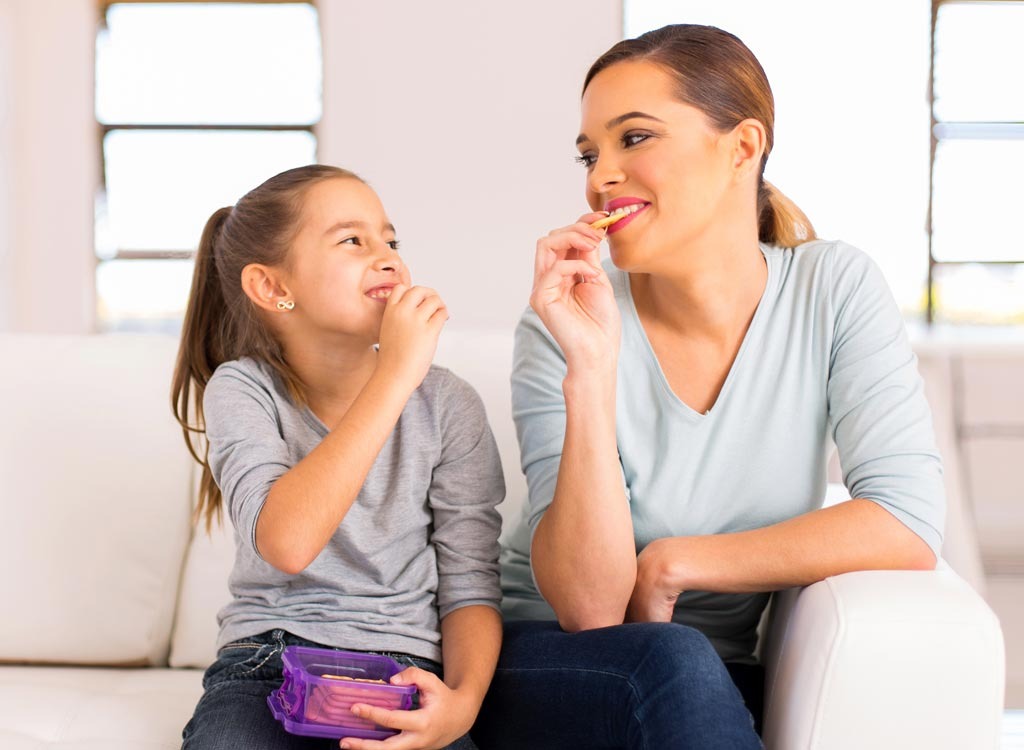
623 132 650 147
387 240 401 251
339 236 360 246
574 153 596 168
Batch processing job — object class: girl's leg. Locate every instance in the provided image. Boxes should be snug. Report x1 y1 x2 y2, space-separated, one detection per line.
471 620 762 750
182 629 333 750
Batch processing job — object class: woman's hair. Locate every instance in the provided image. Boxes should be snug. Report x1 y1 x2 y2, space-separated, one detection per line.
584 24 815 247
171 164 362 530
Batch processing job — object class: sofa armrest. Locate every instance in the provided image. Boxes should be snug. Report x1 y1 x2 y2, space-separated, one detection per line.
760 565 1004 750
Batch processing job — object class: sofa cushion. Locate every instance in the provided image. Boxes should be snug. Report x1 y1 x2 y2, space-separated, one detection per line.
0 334 193 666
0 666 202 749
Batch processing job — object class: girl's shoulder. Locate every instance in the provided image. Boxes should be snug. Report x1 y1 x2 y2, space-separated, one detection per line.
204 357 286 417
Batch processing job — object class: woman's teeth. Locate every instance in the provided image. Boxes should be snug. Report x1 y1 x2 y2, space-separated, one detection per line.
368 288 393 299
608 203 646 218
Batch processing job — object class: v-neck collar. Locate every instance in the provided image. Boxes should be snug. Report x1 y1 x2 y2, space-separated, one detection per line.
620 243 777 422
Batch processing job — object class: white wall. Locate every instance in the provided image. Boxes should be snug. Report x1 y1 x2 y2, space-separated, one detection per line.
0 0 620 335
0 1 17 331
2 0 96 334
0 0 942 333
318 0 621 333
626 0 932 313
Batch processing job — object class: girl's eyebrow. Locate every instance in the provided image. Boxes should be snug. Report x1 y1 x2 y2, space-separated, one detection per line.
322 220 397 237
576 111 667 146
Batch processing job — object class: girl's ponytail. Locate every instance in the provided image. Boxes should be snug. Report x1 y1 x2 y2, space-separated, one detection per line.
757 180 816 248
171 206 232 531
170 165 364 531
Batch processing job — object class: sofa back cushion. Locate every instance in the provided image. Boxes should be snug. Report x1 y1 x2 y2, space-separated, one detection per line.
0 334 193 666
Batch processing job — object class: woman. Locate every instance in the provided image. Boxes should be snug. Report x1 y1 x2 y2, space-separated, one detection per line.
472 24 943 749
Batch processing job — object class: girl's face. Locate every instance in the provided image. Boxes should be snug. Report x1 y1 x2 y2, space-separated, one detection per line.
285 177 411 339
577 59 740 271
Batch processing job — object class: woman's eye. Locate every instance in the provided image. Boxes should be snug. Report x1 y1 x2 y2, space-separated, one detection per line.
574 153 596 168
623 132 650 148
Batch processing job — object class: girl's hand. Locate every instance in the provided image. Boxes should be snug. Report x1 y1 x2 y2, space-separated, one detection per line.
339 666 477 750
626 538 686 623
376 285 448 392
530 213 621 373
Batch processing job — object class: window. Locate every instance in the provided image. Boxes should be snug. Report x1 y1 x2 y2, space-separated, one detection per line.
94 1 322 332
929 0 1024 324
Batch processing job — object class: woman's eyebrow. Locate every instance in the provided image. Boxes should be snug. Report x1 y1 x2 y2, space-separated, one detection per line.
576 111 667 146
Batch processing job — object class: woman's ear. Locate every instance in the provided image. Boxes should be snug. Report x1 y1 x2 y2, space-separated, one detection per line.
241 263 293 314
731 118 767 182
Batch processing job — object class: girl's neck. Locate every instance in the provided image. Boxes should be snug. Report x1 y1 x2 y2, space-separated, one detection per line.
282 335 379 426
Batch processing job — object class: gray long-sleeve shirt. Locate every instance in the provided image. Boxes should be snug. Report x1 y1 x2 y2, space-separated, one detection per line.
501 241 946 663
204 358 505 662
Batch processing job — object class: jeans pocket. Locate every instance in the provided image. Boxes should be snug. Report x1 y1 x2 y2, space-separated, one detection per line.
203 631 286 690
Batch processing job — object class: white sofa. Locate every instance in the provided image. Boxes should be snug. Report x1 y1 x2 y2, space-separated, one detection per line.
0 332 1006 749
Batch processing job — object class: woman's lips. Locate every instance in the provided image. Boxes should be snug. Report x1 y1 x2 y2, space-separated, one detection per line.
605 202 650 235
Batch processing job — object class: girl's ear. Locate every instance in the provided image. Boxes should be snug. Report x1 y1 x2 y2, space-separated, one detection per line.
730 118 767 182
241 263 293 313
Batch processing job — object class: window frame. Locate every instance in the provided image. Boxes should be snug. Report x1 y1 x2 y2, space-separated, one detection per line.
927 0 1024 324
94 0 320 325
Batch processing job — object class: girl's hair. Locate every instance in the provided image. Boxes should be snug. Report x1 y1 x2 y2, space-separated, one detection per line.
583 24 815 248
171 164 363 530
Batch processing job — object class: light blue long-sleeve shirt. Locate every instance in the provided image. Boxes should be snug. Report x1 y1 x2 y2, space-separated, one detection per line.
500 240 946 663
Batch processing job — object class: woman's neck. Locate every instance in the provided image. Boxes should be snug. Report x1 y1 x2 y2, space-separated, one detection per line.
630 232 768 343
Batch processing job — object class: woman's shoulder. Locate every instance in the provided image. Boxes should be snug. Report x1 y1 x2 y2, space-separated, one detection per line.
780 239 884 296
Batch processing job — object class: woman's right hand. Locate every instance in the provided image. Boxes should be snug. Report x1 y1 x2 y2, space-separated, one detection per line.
376 284 448 392
530 213 622 372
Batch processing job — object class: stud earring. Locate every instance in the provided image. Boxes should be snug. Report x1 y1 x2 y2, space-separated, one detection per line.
276 300 295 311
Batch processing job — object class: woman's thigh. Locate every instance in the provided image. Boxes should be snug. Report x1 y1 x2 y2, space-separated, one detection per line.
471 620 762 750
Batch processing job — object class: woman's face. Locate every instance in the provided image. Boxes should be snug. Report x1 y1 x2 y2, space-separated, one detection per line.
285 177 411 340
577 59 738 271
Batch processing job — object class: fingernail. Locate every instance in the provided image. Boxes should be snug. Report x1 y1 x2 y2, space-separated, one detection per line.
351 706 362 717
340 743 350 749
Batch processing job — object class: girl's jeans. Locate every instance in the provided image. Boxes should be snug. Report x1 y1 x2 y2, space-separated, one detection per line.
181 629 477 750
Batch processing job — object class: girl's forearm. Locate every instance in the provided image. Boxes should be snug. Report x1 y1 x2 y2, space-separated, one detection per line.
531 369 637 631
256 371 413 574
647 499 936 596
440 605 502 705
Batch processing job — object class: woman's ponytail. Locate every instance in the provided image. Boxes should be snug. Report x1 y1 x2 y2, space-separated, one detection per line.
757 180 816 248
171 206 232 531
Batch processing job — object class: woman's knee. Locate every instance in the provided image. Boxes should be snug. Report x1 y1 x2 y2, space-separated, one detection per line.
621 622 736 697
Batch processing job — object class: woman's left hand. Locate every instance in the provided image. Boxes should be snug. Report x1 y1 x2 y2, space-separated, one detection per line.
339 666 477 750
626 538 687 623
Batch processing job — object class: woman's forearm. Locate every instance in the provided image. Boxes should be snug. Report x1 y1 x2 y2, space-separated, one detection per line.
641 498 936 598
532 368 637 631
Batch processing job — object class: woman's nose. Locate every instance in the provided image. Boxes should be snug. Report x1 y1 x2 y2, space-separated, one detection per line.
588 156 624 196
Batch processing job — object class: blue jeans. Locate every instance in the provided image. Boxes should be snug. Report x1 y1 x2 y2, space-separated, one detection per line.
182 629 477 750
470 621 763 750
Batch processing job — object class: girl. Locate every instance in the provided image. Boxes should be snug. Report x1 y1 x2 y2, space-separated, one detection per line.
172 165 504 750
473 24 944 749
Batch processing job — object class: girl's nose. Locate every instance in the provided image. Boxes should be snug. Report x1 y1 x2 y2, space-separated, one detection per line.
375 250 402 273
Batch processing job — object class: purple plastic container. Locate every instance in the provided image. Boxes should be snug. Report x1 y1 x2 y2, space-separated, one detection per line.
267 645 418 740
